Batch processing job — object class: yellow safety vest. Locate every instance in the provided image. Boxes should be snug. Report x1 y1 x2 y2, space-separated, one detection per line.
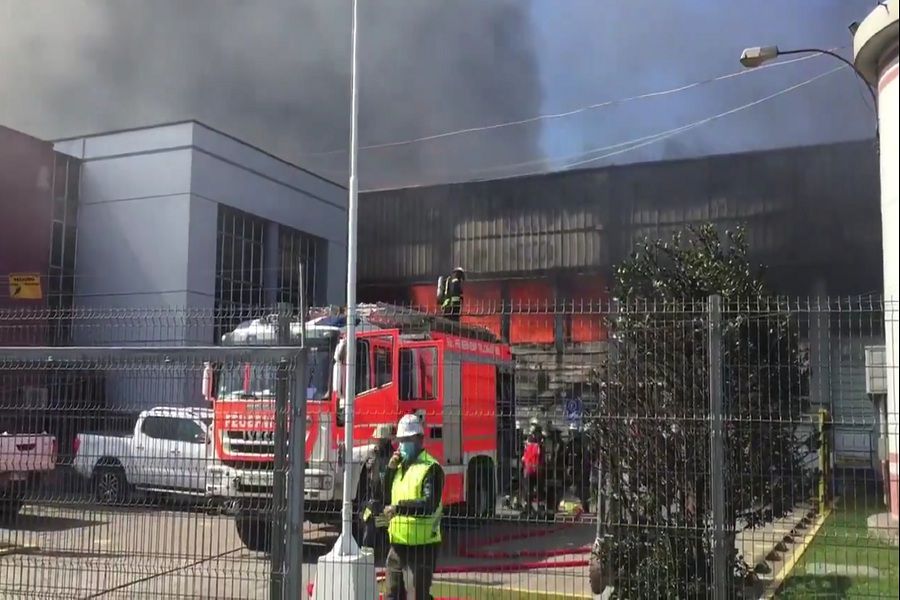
388 451 443 545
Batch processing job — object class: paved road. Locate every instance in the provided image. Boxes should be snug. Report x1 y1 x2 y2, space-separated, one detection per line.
2 503 594 599
1 504 291 599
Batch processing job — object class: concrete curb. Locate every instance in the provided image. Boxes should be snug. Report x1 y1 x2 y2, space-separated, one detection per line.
0 543 40 557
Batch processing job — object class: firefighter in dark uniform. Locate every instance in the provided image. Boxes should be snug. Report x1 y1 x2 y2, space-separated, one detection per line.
439 267 465 321
382 414 444 600
358 424 395 558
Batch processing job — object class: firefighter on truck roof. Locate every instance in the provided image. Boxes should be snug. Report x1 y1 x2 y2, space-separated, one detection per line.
381 413 444 600
437 267 465 322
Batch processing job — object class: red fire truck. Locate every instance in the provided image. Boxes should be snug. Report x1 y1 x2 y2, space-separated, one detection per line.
204 304 515 551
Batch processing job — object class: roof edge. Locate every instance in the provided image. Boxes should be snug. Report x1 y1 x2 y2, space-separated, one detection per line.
52 119 345 190
363 137 877 195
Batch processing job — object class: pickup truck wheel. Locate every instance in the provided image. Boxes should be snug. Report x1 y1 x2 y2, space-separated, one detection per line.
235 509 272 553
94 467 128 505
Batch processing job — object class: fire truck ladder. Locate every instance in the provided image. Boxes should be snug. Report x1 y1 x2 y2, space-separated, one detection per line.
359 303 500 343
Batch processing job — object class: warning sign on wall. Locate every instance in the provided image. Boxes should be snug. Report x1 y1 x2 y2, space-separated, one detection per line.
8 273 43 300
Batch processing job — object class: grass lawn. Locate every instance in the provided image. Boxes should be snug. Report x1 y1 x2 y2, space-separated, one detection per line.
777 483 899 599
430 582 587 600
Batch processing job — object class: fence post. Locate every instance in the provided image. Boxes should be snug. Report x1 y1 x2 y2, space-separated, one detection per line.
818 408 831 510
285 265 307 600
707 295 727 600
285 350 307 600
270 302 292 600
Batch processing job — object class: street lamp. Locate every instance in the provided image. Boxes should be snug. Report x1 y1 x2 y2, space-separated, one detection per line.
739 45 878 107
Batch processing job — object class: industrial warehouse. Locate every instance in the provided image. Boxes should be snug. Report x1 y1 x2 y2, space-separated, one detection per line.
2 121 885 463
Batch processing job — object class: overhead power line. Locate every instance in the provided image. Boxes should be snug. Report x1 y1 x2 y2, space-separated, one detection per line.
559 66 844 171
361 65 845 192
304 50 837 159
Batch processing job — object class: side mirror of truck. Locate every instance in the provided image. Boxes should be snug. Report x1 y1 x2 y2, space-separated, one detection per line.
333 361 345 427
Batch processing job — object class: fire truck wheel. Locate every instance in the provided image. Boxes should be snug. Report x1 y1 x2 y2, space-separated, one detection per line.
466 461 496 520
0 493 23 525
235 509 272 553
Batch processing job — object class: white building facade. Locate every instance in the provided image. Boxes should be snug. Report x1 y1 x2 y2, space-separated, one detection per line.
53 121 347 409
854 0 899 520
55 121 346 330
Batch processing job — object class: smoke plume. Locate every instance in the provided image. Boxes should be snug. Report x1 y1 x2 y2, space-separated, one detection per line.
0 0 541 190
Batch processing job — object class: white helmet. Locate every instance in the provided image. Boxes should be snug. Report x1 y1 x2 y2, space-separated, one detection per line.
396 413 424 438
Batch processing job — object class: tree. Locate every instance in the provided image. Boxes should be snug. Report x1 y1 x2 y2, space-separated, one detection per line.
588 224 810 598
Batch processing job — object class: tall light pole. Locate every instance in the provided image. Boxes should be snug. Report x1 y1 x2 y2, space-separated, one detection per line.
739 45 878 108
312 1 375 597
340 0 361 555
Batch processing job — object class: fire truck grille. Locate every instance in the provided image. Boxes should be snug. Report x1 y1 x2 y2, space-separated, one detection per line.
236 483 273 495
222 460 274 471
224 430 275 455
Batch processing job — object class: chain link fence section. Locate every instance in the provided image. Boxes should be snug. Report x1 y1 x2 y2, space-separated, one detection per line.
2 299 898 599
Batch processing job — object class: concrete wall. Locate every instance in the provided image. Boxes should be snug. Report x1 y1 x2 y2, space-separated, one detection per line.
878 55 900 520
55 123 196 312
855 0 899 520
0 126 54 314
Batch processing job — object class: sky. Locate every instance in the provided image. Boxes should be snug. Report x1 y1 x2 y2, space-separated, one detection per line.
0 1 878 191
528 1 876 178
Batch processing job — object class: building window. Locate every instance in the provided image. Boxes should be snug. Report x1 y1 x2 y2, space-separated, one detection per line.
48 154 79 344
278 226 325 309
215 206 267 337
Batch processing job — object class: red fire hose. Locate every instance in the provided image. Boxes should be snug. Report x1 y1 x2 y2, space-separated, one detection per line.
456 520 592 560
308 520 592 597
375 519 592 577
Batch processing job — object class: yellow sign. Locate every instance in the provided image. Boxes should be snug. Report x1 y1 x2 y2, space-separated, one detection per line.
8 273 43 300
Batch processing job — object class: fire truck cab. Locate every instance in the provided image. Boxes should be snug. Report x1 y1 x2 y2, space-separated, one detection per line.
205 304 514 552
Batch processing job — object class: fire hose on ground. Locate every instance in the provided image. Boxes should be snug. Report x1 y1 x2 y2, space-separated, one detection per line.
307 518 593 597
378 518 592 577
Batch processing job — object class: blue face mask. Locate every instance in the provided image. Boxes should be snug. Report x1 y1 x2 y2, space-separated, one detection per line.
399 441 419 461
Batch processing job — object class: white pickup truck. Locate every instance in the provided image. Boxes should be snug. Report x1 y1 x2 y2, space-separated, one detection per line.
73 407 213 504
1 432 56 523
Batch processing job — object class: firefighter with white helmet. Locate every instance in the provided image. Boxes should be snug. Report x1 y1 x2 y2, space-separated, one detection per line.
381 413 444 599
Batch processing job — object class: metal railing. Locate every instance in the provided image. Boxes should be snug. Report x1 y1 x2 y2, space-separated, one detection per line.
1 298 896 599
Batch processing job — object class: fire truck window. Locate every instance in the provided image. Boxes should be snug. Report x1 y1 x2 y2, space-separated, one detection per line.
375 346 392 388
400 347 437 400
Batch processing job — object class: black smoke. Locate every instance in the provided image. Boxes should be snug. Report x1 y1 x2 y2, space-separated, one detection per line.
0 0 542 190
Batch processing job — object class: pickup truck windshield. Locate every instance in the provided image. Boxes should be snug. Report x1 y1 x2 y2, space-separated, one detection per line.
216 347 331 401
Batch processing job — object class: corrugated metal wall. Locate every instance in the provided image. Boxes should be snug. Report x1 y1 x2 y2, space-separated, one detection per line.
359 140 882 297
